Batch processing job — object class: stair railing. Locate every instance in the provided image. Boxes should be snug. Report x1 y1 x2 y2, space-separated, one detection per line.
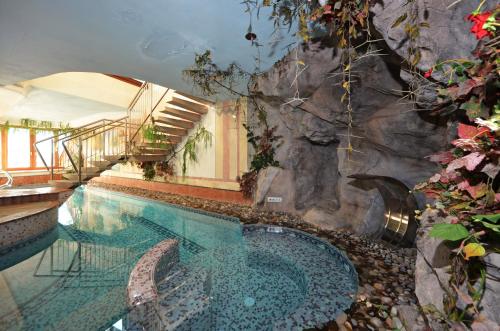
61 117 128 183
127 82 170 152
34 80 169 183
34 118 117 180
0 170 13 189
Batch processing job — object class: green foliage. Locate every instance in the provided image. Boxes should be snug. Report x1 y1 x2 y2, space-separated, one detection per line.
139 124 212 179
2 119 71 134
414 5 499 327
182 47 283 197
140 162 156 181
245 123 281 172
182 50 247 97
239 117 282 198
429 223 469 241
142 124 163 142
20 118 54 130
472 214 500 233
181 126 213 176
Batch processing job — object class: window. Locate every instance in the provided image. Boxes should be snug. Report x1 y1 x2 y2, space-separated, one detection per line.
1 127 58 170
7 128 31 168
36 130 54 168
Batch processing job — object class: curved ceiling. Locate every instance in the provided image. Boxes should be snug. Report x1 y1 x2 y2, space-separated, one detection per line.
0 1 297 98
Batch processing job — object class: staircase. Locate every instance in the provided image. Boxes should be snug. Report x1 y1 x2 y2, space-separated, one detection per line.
35 81 214 188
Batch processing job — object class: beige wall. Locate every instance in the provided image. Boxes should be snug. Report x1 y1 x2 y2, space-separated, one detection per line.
105 97 249 191
214 99 248 181
20 72 140 109
0 72 139 127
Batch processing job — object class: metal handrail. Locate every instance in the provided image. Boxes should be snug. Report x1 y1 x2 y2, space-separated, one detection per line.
33 79 164 184
62 117 128 181
129 88 170 143
34 118 118 178
0 170 13 189
127 81 148 110
60 117 127 145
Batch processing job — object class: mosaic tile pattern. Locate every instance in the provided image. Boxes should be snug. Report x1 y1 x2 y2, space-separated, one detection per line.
127 239 179 331
0 186 241 331
0 205 58 251
90 186 240 224
152 224 358 330
131 215 205 257
0 227 58 270
0 187 358 331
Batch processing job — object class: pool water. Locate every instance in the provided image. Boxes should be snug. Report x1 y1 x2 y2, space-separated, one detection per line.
0 187 357 331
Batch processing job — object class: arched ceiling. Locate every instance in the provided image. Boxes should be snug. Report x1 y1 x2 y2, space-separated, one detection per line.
0 1 297 98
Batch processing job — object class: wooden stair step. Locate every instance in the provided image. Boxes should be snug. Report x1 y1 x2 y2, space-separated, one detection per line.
161 107 201 122
78 166 100 173
103 155 126 162
154 116 194 129
143 133 182 144
168 98 208 114
155 125 187 136
136 148 173 154
136 145 175 154
174 91 215 106
138 141 176 148
63 171 100 181
129 154 169 162
89 160 111 168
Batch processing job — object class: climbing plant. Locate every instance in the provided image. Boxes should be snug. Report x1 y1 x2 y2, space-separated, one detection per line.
239 116 282 198
137 125 213 180
414 3 499 329
180 126 213 176
1 119 70 132
183 49 283 195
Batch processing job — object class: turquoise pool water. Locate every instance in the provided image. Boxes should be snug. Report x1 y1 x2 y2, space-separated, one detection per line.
0 186 357 331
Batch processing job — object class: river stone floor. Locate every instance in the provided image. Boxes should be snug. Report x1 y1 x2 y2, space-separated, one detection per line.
88 181 426 331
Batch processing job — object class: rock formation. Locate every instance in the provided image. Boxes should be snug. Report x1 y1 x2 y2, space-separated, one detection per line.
251 0 491 237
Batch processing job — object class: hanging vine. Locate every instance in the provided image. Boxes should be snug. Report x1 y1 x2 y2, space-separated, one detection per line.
183 49 283 196
137 125 213 181
413 2 499 329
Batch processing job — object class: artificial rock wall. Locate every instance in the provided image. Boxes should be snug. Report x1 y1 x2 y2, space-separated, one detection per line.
251 0 490 236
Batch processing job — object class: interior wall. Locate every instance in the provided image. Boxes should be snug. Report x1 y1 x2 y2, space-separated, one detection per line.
0 73 138 127
20 73 140 109
106 98 248 191
173 108 216 178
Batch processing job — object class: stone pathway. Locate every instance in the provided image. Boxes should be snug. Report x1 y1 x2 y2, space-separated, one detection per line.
88 182 427 330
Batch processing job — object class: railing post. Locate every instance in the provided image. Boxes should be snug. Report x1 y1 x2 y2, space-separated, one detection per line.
50 139 54 180
78 137 82 184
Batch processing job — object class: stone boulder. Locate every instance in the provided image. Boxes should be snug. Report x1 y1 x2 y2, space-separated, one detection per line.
250 0 496 236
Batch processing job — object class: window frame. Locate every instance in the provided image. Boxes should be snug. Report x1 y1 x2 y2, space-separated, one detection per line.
1 126 61 171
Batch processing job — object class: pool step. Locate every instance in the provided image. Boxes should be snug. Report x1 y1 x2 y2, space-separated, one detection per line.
157 265 211 330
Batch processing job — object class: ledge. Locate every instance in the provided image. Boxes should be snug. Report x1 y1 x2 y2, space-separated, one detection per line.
91 175 251 205
0 201 59 225
127 239 179 331
0 202 58 251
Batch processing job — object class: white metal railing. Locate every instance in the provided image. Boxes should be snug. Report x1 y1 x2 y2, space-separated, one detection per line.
127 82 170 149
0 170 13 189
34 81 170 184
